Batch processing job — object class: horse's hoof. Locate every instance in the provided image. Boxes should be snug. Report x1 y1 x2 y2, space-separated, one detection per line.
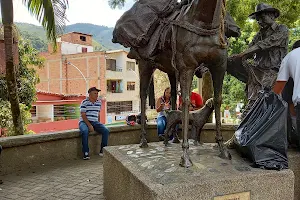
179 149 193 167
179 156 193 168
172 138 180 143
139 140 148 148
164 141 170 147
158 135 165 141
224 138 236 149
193 140 201 146
140 143 148 148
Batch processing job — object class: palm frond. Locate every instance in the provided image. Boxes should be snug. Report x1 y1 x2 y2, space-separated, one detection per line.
108 0 126 9
23 0 69 51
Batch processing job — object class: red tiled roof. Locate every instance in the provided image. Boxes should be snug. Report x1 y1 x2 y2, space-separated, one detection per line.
37 90 86 98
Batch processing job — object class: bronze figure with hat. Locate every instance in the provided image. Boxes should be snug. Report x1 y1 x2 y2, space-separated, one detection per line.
248 3 280 19
225 2 289 149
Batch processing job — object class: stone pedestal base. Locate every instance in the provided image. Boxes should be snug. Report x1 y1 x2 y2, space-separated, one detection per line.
104 142 294 200
288 149 300 200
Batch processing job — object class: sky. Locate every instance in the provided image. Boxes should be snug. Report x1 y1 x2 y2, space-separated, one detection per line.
2 0 135 28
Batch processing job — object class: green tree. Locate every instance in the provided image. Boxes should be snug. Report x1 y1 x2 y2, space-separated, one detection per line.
289 26 300 50
93 39 106 51
0 101 32 136
20 31 48 52
0 0 68 135
109 0 126 9
221 21 256 115
227 0 300 29
0 38 44 136
228 21 256 55
0 38 44 106
17 38 44 106
221 74 247 116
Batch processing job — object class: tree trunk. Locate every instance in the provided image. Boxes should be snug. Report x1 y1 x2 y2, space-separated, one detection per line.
1 0 24 135
202 72 213 122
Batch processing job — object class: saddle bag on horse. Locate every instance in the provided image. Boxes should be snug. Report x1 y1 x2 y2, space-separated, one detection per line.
112 0 176 48
235 91 288 170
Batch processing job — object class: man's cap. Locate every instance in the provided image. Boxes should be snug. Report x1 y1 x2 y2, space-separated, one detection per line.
248 3 280 19
88 87 101 93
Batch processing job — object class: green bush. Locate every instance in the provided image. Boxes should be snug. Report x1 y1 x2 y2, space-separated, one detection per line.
0 100 33 136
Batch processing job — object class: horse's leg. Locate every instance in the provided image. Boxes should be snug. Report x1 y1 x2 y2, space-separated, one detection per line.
168 72 180 143
179 69 194 167
209 60 231 159
193 126 201 146
164 120 174 146
138 60 154 148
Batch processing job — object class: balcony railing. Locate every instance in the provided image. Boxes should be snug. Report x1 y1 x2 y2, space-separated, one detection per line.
108 90 123 93
107 66 122 72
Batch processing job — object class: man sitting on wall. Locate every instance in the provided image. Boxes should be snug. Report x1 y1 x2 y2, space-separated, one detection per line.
79 87 109 160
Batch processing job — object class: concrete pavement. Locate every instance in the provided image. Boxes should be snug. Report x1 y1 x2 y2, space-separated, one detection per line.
0 156 104 200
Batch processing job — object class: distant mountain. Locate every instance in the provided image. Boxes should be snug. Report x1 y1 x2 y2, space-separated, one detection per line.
15 22 125 51
64 23 124 50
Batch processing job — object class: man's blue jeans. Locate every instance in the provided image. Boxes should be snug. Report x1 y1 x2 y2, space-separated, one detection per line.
79 121 109 154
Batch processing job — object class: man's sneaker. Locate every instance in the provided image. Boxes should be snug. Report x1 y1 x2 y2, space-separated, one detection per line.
99 149 103 157
83 152 90 160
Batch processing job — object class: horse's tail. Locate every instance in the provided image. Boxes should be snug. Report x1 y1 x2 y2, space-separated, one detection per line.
148 76 155 109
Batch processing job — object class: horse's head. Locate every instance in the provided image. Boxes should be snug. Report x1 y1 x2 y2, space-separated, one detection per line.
225 12 241 38
127 48 141 60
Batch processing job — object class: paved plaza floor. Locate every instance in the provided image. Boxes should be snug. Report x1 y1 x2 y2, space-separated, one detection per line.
0 156 104 200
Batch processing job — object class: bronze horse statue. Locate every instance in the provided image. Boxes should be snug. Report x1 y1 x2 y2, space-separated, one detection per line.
113 0 239 167
127 10 240 145
173 0 231 167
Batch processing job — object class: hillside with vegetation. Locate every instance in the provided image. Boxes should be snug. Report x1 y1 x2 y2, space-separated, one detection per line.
15 22 124 52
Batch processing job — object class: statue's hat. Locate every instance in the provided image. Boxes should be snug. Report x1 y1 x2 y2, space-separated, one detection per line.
249 3 280 19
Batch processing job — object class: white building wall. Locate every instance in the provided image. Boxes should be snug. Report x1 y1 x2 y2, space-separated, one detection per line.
60 42 93 55
36 105 54 122
105 51 140 123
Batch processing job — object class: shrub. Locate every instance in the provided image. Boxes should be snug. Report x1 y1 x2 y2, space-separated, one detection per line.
0 100 32 136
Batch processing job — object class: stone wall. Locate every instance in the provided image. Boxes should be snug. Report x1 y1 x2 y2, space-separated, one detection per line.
0 123 235 175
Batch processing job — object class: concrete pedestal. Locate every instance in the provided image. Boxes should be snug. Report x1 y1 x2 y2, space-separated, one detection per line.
288 149 300 200
104 142 294 200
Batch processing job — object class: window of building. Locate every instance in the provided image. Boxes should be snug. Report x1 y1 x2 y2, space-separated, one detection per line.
107 101 133 114
80 36 86 41
106 59 116 71
127 82 135 91
30 106 37 117
126 61 135 71
82 47 87 53
107 80 123 93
